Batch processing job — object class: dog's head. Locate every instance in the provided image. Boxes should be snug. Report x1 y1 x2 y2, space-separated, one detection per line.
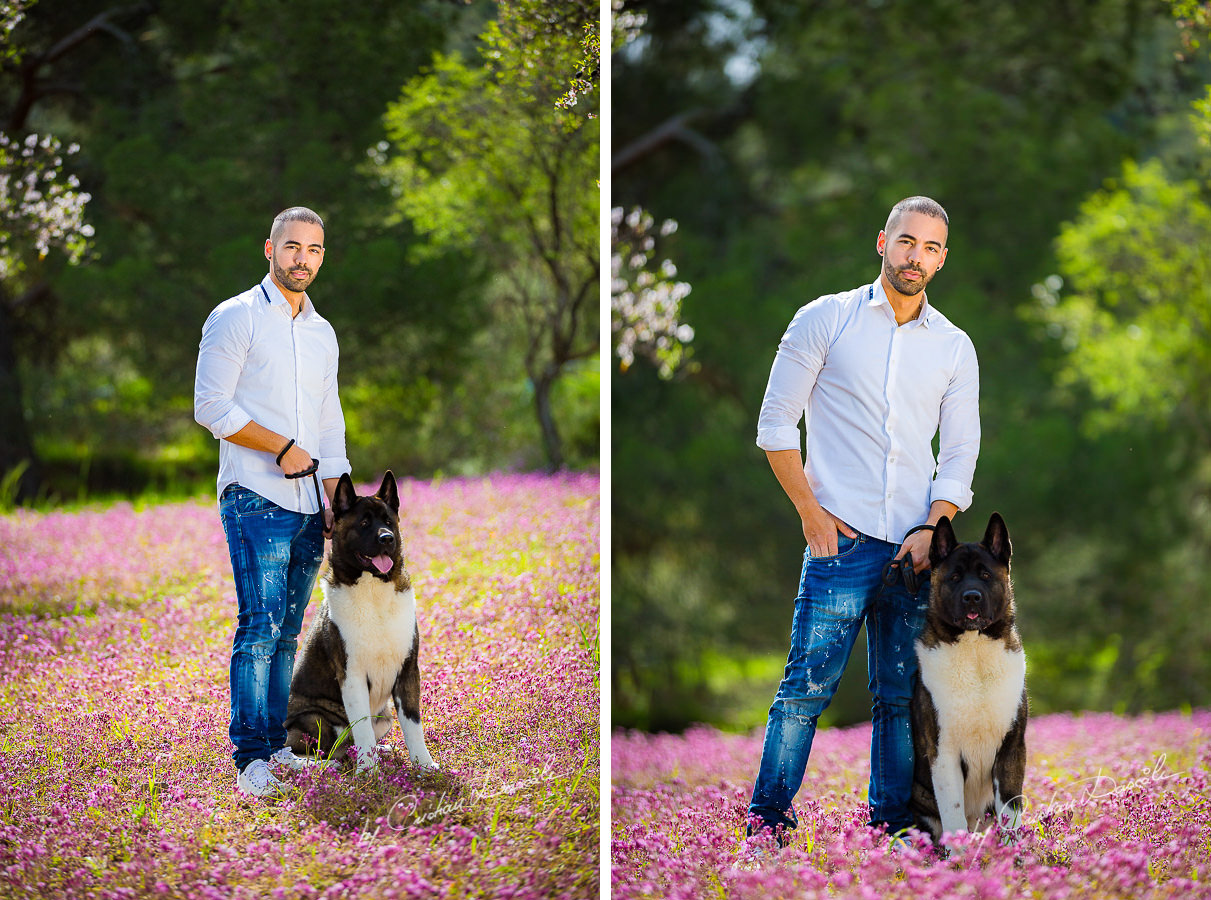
329 471 405 585
928 512 1014 634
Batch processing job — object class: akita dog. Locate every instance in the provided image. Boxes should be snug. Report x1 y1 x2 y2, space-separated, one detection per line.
910 513 1027 842
284 471 437 772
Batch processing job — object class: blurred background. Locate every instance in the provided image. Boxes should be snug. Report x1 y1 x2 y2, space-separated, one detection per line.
1 0 599 506
611 0 1211 732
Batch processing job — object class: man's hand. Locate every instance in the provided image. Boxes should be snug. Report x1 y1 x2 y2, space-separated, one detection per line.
893 502 958 574
322 507 335 539
278 442 316 477
895 528 934 574
801 504 857 558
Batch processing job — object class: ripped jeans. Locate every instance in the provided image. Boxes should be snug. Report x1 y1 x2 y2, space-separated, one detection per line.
748 531 929 834
220 484 325 771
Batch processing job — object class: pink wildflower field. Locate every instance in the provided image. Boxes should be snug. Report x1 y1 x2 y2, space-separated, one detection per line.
613 709 1211 899
0 473 599 899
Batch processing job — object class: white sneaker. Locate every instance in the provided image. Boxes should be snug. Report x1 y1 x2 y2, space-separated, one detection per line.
236 759 286 798
270 747 330 771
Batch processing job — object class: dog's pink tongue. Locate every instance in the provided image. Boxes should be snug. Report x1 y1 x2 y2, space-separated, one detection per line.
371 555 393 574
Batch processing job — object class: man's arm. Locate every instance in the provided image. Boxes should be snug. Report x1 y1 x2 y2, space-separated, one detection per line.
767 449 857 557
224 420 320 477
757 299 845 554
896 336 980 572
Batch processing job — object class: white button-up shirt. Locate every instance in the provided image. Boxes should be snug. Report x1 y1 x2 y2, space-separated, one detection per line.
194 274 351 514
756 279 980 543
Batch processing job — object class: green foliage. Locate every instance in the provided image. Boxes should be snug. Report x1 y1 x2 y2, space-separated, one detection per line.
1032 158 1211 437
380 0 599 470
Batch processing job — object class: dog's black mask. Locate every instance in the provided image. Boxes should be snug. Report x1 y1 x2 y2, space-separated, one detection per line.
928 513 1013 632
331 471 402 580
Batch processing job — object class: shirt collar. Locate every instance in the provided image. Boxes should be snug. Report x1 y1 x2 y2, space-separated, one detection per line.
260 274 315 320
869 278 933 328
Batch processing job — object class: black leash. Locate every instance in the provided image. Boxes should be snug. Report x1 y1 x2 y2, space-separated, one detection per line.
881 523 935 594
285 456 324 515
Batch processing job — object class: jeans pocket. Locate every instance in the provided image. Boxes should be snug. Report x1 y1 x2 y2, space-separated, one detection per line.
220 484 277 518
806 532 861 562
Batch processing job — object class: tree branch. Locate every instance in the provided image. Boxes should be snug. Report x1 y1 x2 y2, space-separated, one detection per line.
7 3 151 132
612 108 723 173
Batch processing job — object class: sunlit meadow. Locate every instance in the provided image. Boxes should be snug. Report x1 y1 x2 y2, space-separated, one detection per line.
613 709 1211 899
0 473 599 899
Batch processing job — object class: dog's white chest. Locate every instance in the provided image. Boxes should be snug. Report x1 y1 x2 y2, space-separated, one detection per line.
325 577 417 703
918 632 1025 769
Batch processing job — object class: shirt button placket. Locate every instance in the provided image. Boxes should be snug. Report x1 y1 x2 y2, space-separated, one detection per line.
885 325 901 534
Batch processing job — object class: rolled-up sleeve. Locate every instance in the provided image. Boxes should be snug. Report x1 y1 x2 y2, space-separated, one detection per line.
930 334 980 511
317 338 352 481
756 301 833 451
194 303 254 440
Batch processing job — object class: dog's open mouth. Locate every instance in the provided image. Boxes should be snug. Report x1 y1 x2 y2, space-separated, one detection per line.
358 554 394 574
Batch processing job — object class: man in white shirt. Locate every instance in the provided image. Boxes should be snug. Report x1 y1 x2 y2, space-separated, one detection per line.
194 206 352 799
747 197 980 845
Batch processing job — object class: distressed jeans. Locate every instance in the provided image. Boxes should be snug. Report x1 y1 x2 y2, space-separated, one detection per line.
219 484 325 772
748 531 930 834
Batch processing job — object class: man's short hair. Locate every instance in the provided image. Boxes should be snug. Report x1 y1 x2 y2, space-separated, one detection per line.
270 207 325 244
885 196 948 235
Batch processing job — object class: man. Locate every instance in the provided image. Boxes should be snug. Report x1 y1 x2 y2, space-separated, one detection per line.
747 196 979 844
194 206 351 799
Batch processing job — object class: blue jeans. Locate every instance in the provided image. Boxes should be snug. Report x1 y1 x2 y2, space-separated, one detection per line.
219 485 325 771
748 531 930 834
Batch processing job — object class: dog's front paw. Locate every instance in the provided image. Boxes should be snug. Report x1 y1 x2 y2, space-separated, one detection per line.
410 749 438 770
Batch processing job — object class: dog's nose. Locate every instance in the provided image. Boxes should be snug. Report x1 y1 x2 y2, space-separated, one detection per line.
962 590 983 605
377 529 395 547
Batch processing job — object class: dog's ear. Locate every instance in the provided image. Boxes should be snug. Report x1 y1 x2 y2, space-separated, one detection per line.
930 516 958 567
333 473 358 518
376 470 399 515
982 512 1011 565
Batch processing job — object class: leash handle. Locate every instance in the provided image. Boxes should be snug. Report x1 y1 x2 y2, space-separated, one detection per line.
285 457 324 514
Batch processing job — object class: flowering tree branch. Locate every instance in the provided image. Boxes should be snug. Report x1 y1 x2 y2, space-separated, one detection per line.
611 206 694 379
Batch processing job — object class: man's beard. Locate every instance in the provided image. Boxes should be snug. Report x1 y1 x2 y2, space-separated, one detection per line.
273 259 317 293
883 257 931 296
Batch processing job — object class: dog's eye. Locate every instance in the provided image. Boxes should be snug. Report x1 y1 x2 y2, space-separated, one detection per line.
980 570 991 581
950 572 962 582
360 518 369 528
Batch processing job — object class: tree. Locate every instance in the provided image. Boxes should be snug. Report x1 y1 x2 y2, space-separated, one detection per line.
0 0 104 501
380 0 598 471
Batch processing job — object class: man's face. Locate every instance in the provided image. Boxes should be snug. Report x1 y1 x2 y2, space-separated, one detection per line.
877 211 948 297
265 221 325 294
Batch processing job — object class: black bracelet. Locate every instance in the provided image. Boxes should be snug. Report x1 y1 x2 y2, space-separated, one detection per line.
275 438 295 467
902 523 935 541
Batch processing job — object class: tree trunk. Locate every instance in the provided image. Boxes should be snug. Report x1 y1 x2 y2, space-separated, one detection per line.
533 368 565 473
0 297 42 503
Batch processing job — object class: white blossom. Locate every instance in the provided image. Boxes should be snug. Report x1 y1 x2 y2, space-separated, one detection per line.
611 205 694 378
